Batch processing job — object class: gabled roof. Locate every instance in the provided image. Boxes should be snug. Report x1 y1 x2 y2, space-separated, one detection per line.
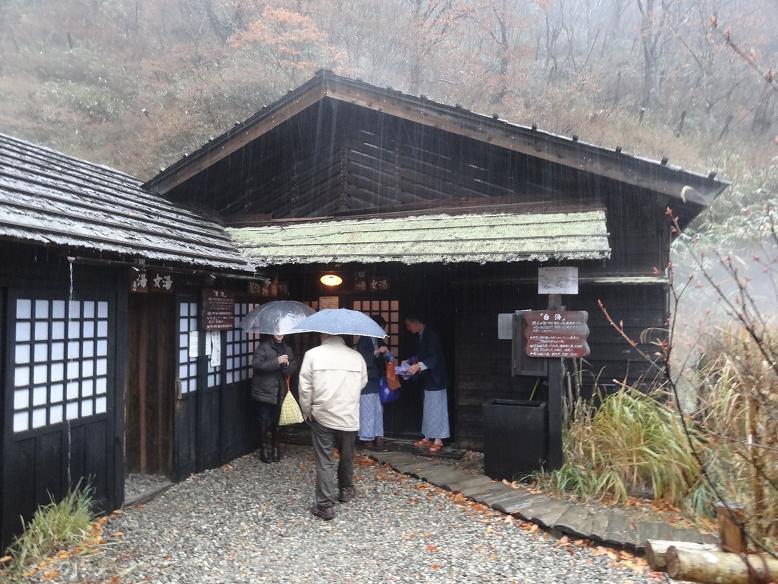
145 70 728 204
0 133 254 272
228 210 610 266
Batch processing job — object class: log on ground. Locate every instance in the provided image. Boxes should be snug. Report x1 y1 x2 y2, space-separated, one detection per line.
645 540 718 571
666 547 778 584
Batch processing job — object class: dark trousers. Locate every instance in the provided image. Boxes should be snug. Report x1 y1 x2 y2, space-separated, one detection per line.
310 420 356 506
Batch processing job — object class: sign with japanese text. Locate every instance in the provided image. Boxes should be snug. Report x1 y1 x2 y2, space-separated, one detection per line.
202 289 235 331
130 271 174 293
354 271 390 293
247 279 288 298
522 310 590 358
538 267 578 295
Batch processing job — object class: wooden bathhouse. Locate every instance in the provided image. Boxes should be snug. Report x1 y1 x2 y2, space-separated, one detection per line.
0 70 727 546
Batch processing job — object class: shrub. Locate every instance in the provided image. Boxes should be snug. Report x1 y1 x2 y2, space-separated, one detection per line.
535 387 708 511
1 483 95 578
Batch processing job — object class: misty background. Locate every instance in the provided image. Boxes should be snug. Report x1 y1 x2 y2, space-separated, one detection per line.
1 0 776 350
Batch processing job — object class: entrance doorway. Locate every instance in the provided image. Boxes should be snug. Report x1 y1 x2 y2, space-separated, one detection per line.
125 294 175 480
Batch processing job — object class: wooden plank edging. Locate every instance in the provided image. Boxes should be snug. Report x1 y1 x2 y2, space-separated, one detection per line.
367 451 713 554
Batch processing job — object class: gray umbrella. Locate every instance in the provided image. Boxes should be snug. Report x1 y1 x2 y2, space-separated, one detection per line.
239 300 316 335
290 308 387 338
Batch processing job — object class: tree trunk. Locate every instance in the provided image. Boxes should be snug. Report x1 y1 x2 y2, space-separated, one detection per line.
666 548 778 584
645 540 718 571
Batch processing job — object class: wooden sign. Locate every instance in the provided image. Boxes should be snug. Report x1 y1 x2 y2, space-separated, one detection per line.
538 267 578 295
130 271 174 293
202 289 235 331
523 310 590 358
354 271 390 293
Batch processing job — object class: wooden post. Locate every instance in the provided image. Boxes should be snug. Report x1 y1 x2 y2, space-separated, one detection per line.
717 502 746 553
546 294 563 469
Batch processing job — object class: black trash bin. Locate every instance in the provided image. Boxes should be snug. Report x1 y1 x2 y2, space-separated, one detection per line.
482 399 547 481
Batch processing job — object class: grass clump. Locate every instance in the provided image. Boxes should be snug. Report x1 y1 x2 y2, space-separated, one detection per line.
1 483 95 579
535 387 706 510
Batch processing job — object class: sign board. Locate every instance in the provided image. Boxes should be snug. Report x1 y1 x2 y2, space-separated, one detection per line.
354 271 390 293
202 289 235 331
522 310 590 358
130 271 174 293
512 312 548 377
538 267 578 295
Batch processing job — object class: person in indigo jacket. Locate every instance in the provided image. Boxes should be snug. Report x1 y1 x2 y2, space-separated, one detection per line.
404 315 449 453
251 335 297 463
355 315 389 451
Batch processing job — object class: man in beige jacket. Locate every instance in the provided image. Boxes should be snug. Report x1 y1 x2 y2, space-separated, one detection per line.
298 334 368 520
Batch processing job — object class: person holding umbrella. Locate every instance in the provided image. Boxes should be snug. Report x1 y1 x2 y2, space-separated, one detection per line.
293 309 384 520
241 301 314 464
251 334 297 463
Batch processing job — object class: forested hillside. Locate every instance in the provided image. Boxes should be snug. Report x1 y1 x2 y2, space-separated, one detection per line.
1 0 775 235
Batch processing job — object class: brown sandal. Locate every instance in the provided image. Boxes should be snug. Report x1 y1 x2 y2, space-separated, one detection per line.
428 443 443 454
414 439 432 448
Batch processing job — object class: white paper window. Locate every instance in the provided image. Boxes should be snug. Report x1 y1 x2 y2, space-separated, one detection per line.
225 302 259 385
177 302 199 394
11 297 111 433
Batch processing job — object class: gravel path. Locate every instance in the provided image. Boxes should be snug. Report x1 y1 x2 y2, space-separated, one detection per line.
38 446 659 583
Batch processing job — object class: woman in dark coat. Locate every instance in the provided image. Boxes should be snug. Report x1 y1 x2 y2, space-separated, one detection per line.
251 334 297 463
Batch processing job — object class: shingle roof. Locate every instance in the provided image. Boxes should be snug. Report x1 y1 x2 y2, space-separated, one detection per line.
228 210 610 266
0 133 254 272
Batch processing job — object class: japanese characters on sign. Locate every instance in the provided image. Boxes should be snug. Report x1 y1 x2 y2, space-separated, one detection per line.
247 279 288 298
354 271 390 292
130 271 174 293
538 267 578 295
522 310 590 358
202 289 235 331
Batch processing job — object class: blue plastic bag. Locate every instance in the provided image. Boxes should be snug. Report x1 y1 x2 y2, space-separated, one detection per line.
378 376 400 404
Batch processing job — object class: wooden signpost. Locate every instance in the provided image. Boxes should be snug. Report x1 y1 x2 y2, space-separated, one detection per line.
201 289 235 331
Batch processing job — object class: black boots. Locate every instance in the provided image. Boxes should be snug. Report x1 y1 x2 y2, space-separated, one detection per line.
258 421 271 464
271 428 282 462
259 423 281 463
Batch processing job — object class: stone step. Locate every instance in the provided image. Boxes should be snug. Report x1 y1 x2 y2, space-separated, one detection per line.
588 510 609 541
494 491 543 515
554 505 594 539
530 501 571 528
446 475 494 493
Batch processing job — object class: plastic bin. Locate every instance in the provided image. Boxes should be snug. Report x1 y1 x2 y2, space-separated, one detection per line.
482 399 548 481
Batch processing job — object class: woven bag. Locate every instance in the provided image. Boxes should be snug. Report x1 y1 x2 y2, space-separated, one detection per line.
278 379 304 426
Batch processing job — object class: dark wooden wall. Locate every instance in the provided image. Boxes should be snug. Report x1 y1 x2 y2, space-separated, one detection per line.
0 245 125 549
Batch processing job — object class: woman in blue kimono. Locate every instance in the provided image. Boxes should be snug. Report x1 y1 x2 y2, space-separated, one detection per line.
356 315 389 451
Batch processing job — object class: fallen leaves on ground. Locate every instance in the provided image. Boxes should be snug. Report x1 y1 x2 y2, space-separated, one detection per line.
425 544 439 553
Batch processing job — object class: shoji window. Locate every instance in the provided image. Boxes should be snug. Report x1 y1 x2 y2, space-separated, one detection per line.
352 299 400 356
225 302 259 384
12 297 110 433
177 302 198 394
